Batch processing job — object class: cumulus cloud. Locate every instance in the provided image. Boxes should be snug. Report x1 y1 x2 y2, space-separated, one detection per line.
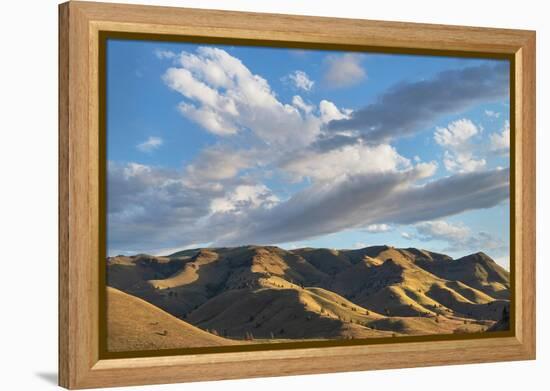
434 119 486 173
280 142 413 182
434 119 479 148
210 185 279 214
163 47 321 146
286 70 315 91
442 151 486 173
136 136 163 152
329 62 509 142
319 100 351 124
490 120 510 154
292 95 314 114
323 54 366 88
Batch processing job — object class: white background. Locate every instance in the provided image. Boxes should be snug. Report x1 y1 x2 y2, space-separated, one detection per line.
0 0 546 389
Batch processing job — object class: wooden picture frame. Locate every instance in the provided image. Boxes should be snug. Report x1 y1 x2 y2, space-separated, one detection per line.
59 1 536 389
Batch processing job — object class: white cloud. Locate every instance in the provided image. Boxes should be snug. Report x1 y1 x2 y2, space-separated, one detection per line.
177 102 238 136
178 48 236 88
485 110 501 119
353 242 367 249
401 232 414 240
323 54 366 88
319 100 351 123
292 95 314 114
443 151 486 173
210 185 279 214
281 142 415 182
184 146 254 184
416 220 470 242
155 49 176 60
136 136 163 152
287 70 314 91
434 119 486 173
490 120 510 153
365 224 392 233
413 220 507 255
414 162 439 178
434 118 479 148
122 162 152 179
163 47 321 146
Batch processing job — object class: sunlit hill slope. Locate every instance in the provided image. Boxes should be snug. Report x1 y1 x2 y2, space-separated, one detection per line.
107 245 510 350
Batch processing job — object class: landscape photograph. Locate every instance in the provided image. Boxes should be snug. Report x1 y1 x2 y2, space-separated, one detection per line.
105 40 511 353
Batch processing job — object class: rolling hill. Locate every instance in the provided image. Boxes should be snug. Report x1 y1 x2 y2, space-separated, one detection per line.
107 287 237 352
107 245 509 350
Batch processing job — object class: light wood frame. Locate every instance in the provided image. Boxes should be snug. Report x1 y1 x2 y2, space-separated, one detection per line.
59 1 536 389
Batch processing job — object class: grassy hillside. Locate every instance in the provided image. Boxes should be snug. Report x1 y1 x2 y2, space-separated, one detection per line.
107 287 237 352
106 245 510 346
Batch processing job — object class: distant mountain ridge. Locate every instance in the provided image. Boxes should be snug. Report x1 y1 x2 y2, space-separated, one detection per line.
107 245 510 350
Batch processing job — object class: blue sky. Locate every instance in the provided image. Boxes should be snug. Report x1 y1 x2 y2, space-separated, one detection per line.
106 39 511 268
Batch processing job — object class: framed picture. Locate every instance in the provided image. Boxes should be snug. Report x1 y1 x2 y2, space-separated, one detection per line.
59 1 536 389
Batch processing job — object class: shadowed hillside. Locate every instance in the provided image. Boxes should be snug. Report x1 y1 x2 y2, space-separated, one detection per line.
107 245 509 350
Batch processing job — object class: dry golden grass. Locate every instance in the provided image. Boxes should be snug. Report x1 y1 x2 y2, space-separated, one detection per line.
107 287 237 352
185 286 394 340
148 250 220 289
107 244 510 346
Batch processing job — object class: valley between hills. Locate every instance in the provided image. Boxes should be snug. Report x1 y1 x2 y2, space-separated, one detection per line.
106 245 510 352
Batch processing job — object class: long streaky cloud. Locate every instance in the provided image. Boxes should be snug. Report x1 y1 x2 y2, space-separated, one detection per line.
214 168 509 247
328 62 509 142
